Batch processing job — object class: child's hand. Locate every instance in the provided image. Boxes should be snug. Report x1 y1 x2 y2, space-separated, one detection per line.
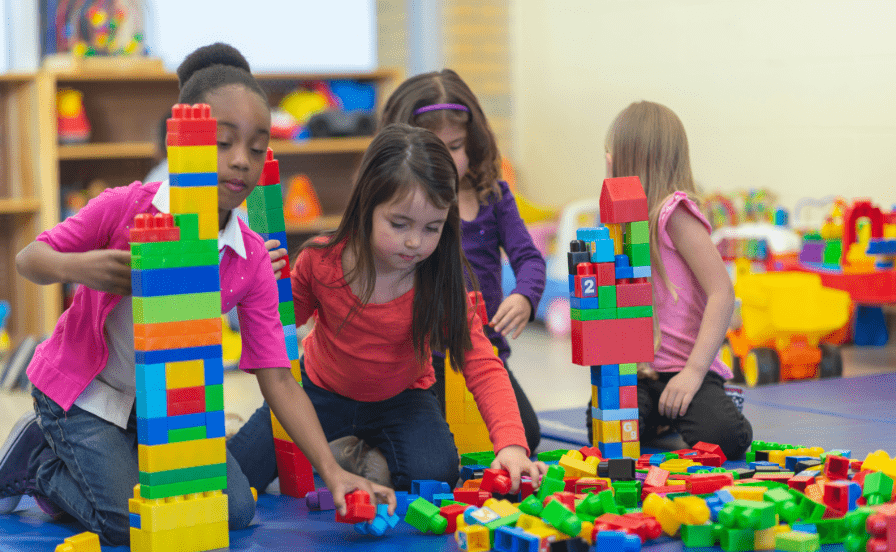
658 367 704 418
490 294 532 339
76 249 133 295
265 239 289 274
490 445 548 493
320 466 397 517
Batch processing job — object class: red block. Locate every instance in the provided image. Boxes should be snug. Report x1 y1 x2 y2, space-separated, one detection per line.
823 454 850 481
599 177 649 224
787 475 816 492
865 503 896 552
440 503 468 533
259 148 281 186
167 386 205 416
480 468 512 495
574 478 609 494
336 490 377 524
167 130 216 147
686 473 733 494
571 317 654 366
519 479 535 500
545 492 576 511
452 488 491 507
644 466 669 488
579 446 603 459
616 281 653 307
822 480 851 514
692 442 727 465
273 438 315 498
619 385 638 409
577 263 596 275
595 263 616 286
130 213 180 243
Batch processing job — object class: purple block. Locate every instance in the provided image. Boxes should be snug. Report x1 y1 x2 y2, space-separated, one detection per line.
799 241 825 263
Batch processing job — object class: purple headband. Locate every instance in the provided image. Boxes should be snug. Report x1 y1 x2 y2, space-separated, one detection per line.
413 103 470 116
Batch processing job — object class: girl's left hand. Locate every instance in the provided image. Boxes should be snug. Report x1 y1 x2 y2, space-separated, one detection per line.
320 465 397 517
265 239 289 274
490 445 548 493
658 367 704 419
490 294 532 339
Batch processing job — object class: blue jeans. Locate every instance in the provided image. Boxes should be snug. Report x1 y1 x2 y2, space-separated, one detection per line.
227 360 460 492
31 387 255 546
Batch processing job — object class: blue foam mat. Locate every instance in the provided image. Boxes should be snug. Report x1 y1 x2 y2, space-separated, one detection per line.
2 374 894 551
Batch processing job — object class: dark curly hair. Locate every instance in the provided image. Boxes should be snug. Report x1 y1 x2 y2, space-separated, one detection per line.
177 43 267 105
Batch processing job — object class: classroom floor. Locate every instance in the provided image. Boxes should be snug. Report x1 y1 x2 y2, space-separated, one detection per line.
1 323 894 551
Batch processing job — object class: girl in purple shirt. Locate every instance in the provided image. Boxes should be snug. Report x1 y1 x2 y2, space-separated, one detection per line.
0 43 392 546
381 70 546 452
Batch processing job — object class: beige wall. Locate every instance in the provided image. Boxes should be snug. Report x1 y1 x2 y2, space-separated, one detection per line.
510 0 896 219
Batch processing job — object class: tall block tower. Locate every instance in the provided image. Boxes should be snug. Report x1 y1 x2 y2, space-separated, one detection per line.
128 103 228 552
570 176 654 459
244 148 314 498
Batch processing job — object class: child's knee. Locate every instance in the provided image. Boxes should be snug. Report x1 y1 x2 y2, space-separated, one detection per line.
682 418 753 461
228 488 257 530
395 452 459 490
96 515 131 547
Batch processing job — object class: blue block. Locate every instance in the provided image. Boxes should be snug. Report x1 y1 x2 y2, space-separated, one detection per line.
568 274 575 294
167 412 206 431
598 442 623 459
591 239 616 263
131 265 221 297
432 493 455 507
135 363 166 418
632 265 651 278
615 254 631 268
460 464 486 481
785 456 817 471
257 230 289 249
204 356 224 385
649 454 667 466
411 480 451 502
595 530 641 552
137 416 169 445
590 365 619 388
393 492 419 517
790 523 818 534
570 296 600 310
169 172 217 188
277 277 292 303
576 227 606 243
285 332 299 360
575 275 597 297
206 410 225 438
130 512 141 529
615 266 634 279
619 373 637 387
591 406 638 421
495 526 539 552
136 344 223 365
598 386 620 410
749 460 779 469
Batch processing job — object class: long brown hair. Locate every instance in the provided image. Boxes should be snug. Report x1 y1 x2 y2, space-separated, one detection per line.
607 101 698 296
380 69 501 205
301 124 474 368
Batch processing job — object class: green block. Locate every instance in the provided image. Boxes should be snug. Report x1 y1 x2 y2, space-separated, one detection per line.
718 499 776 530
763 487 801 524
140 475 227 499
570 307 616 321
681 523 716 547
139 463 227 486
823 239 842 265
247 207 286 234
131 239 219 269
174 213 199 241
168 425 206 443
205 384 224 412
541 500 581 536
775 531 820 552
617 306 653 319
460 451 495 466
133 292 221 324
404 497 447 535
484 511 521 532
247 183 284 212
624 242 651 267
519 494 544 516
279 301 296 326
619 363 638 375
626 220 649 245
612 481 640 508
719 527 756 552
862 471 894 498
536 449 568 462
597 286 616 308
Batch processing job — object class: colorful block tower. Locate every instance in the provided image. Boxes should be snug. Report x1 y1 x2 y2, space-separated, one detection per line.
443 291 494 454
128 103 228 552
570 176 654 459
244 148 315 498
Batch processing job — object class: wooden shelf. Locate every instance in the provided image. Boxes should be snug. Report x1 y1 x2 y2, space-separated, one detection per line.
0 198 40 214
285 215 343 234
270 137 372 155
58 142 157 160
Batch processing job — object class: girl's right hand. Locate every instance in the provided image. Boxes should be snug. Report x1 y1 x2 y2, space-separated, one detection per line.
321 465 397 517
74 249 133 295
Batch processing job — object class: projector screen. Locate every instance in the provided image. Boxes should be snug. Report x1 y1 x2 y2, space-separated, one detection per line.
145 0 377 73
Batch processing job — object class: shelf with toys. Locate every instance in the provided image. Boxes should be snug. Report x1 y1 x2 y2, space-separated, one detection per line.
31 60 397 336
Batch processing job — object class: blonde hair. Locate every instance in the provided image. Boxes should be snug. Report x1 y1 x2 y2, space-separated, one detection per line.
606 101 699 296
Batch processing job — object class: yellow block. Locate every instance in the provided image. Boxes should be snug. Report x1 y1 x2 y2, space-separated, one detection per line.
606 223 623 255
621 420 638 442
659 458 699 472
516 513 550 532
130 520 228 552
165 360 204 389
622 441 641 459
464 402 484 424
559 453 599 478
579 520 595 544
168 145 217 174
198 211 218 241
725 485 768 501
290 357 303 383
271 411 290 442
862 450 896 479
455 524 491 552
754 527 778 550
597 420 621 443
128 486 227 531
444 349 494 454
673 495 710 525
138 437 225 473
55 532 101 552
169 185 217 215
482 498 518 517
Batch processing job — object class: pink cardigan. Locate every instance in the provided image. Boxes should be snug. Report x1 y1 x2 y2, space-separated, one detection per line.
27 180 290 411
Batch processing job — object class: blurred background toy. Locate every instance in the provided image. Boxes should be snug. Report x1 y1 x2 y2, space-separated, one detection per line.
283 174 322 225
56 88 91 143
46 0 146 58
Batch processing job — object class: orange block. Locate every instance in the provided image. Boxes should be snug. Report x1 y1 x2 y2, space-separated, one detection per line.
134 331 222 351
134 318 222 339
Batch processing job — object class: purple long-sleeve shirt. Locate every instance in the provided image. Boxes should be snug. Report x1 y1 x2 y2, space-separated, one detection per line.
461 181 546 364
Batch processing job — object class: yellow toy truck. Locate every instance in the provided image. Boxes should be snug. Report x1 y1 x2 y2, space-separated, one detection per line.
721 271 851 387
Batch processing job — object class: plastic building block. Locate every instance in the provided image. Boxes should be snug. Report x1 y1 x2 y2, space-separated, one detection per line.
455 524 491 551
306 488 336 511
404 497 448 534
335 490 377 524
865 503 896 552
593 530 641 552
599 177 649 223
775 530 820 552
541 499 582 536
479 469 513 495
440 503 469 533
354 503 400 536
55 532 101 552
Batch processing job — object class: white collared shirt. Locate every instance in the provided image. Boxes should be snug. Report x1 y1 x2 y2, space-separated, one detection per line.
74 180 244 429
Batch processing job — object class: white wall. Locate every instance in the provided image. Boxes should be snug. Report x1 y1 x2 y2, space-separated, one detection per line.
511 0 896 218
